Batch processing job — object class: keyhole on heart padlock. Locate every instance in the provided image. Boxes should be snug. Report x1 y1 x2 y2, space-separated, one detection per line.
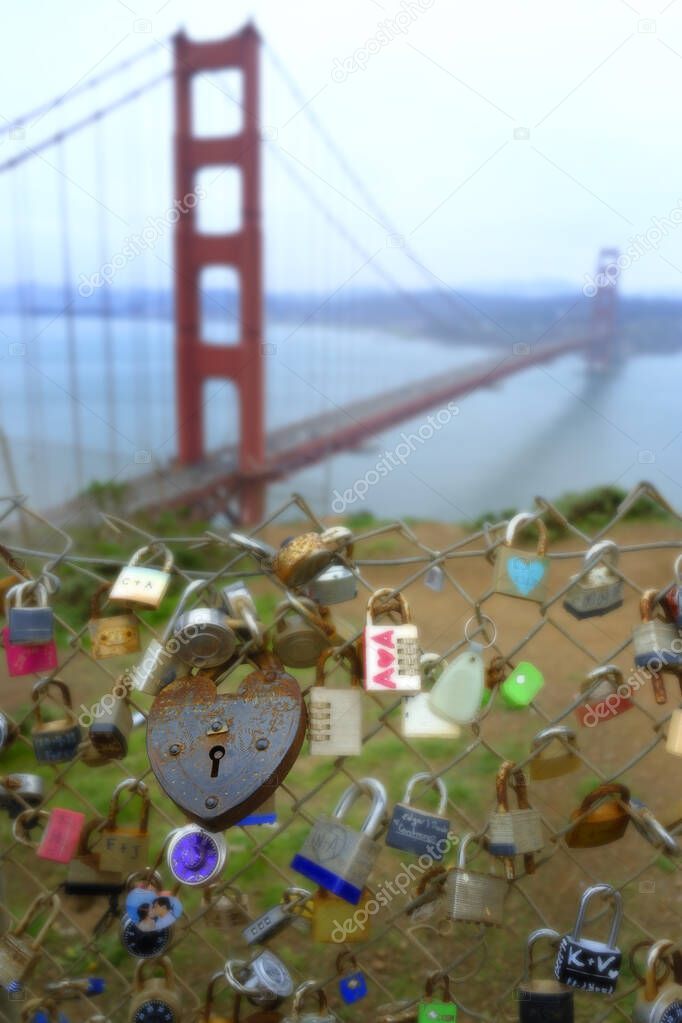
209 745 225 778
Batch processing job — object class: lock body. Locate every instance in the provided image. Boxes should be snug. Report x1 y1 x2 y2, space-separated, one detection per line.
292 818 380 905
517 981 574 1022
418 998 457 1023
89 612 140 659
32 720 81 764
564 568 622 619
3 626 58 677
89 695 133 760
364 622 420 692
445 864 507 925
37 808 85 863
309 687 362 756
499 662 544 709
493 545 549 602
554 936 621 994
401 691 461 738
111 565 171 609
633 621 682 667
633 988 682 1023
8 606 53 645
566 785 630 848
172 607 237 668
428 648 483 723
305 564 357 604
166 825 227 885
120 915 171 959
386 804 450 858
338 970 367 1004
311 889 371 943
273 600 332 669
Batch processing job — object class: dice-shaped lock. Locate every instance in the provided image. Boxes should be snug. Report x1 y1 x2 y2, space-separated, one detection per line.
364 589 421 693
111 543 174 609
291 777 387 905
487 762 543 879
554 884 623 995
492 513 550 603
386 773 451 860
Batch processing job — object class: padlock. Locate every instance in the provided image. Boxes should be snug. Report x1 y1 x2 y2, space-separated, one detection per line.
221 581 265 650
499 661 544 709
111 543 174 609
171 595 238 670
554 883 623 994
202 885 250 928
0 892 60 992
565 783 630 848
241 888 312 946
99 778 150 873
492 513 550 603
444 833 508 926
166 824 228 885
305 563 357 605
529 726 580 781
88 678 133 760
120 871 171 960
270 527 353 588
517 928 573 1023
282 981 335 1023
0 711 18 752
31 678 82 763
336 951 367 1004
88 582 140 659
13 807 84 864
147 658 306 831
563 540 623 619
428 615 493 721
386 773 451 860
309 647 363 757
364 589 421 693
224 951 294 1006
418 972 457 1023
629 800 680 856
487 762 543 878
128 957 182 1023
659 555 682 627
7 581 55 645
633 939 682 1022
272 596 337 669
63 819 125 898
200 969 234 1023
310 887 371 943
239 793 277 826
575 664 634 726
131 578 205 695
2 624 58 677
634 590 682 672
401 654 462 738
0 773 44 819
291 777 387 904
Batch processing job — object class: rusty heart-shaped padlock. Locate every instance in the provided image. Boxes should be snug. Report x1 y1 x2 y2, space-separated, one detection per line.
147 656 306 831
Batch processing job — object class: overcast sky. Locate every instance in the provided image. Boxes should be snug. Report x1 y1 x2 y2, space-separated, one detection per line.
3 0 682 295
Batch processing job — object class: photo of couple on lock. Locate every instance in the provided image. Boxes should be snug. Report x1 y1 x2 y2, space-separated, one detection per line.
126 888 183 932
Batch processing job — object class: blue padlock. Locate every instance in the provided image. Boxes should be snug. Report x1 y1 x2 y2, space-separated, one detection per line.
7 581 54 645
337 952 367 1004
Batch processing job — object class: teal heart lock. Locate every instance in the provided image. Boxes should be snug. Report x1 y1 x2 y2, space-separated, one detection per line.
493 513 550 604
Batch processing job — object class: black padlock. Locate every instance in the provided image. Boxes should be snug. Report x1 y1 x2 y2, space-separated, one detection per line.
554 884 622 995
518 928 573 1022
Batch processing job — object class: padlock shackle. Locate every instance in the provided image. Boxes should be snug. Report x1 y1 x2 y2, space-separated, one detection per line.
403 773 448 816
523 928 560 982
366 587 411 624
530 725 577 752
583 663 624 695
90 581 136 619
203 968 230 1021
572 883 623 947
644 938 676 1002
106 777 150 833
577 782 630 815
629 799 681 856
13 892 60 947
423 971 452 1001
31 677 75 727
503 512 547 555
161 578 208 643
495 761 530 813
134 955 175 991
292 979 328 1017
641 588 665 623
333 777 387 838
456 831 486 869
128 543 174 573
125 868 163 892
7 579 49 610
315 645 362 688
12 808 48 848
582 539 619 571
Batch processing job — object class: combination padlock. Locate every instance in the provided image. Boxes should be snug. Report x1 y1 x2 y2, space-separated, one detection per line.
120 871 171 960
575 664 634 727
241 888 312 946
336 951 367 1004
633 939 682 1022
131 578 205 695
492 512 550 603
31 678 82 764
272 596 338 669
308 646 363 757
418 973 457 1023
554 884 623 994
565 783 630 848
128 957 182 1023
99 777 150 873
364 589 420 693
166 824 228 885
634 590 682 671
282 982 335 1023
486 762 543 878
111 543 174 609
563 540 623 619
517 928 573 1022
7 580 55 645
445 833 508 926
401 654 462 738
529 726 580 781
88 582 140 659
386 773 451 860
0 892 60 992
291 777 387 905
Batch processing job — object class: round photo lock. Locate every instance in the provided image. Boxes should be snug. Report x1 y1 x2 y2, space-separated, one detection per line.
126 887 183 933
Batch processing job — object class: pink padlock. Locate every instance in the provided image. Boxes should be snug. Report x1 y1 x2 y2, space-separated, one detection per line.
37 809 85 863
2 626 58 677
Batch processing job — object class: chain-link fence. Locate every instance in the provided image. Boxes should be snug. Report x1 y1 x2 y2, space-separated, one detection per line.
1 484 682 1022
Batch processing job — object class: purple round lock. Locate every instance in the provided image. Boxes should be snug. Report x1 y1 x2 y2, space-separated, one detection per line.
166 825 227 886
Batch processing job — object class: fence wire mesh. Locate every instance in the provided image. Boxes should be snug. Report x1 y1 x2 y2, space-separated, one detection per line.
1 483 682 1022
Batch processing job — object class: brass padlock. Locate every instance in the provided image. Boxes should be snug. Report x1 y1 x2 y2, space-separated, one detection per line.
487 762 543 878
633 939 682 1022
273 596 337 669
99 777 151 873
111 543 174 609
272 527 353 588
311 887 372 943
0 892 60 992
63 818 125 898
88 582 140 659
202 884 250 929
565 783 630 848
492 513 550 603
309 646 363 757
31 677 82 764
529 726 580 781
282 981 335 1023
128 957 182 1023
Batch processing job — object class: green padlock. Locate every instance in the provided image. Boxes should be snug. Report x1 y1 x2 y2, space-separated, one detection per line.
499 662 544 709
418 973 457 1023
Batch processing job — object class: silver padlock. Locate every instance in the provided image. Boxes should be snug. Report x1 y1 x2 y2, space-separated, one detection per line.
633 590 682 669
225 951 294 1006
131 579 206 694
172 601 237 670
305 564 357 605
563 540 623 619
283 981 335 1023
241 887 312 945
166 823 228 886
486 763 543 878
0 773 44 819
291 778 387 905
445 832 508 926
222 581 265 647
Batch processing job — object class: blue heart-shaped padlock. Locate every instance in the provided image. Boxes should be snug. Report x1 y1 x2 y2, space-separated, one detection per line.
507 557 545 597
